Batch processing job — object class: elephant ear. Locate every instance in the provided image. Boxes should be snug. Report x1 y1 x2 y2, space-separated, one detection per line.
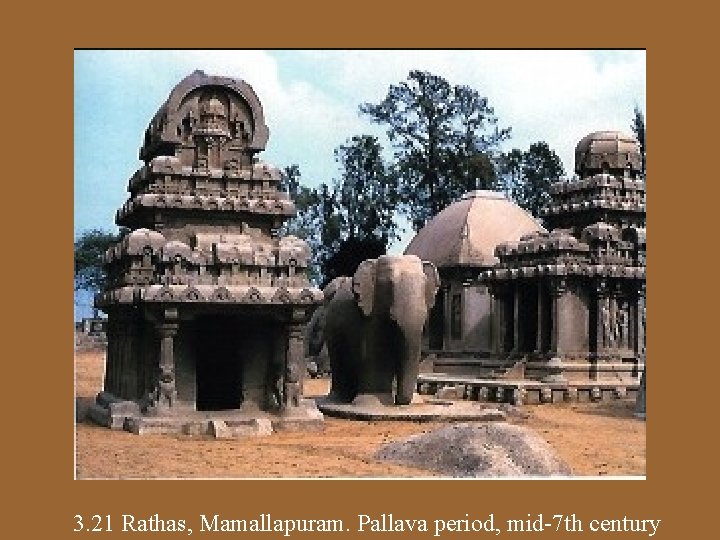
323 277 344 305
352 259 377 316
423 261 441 309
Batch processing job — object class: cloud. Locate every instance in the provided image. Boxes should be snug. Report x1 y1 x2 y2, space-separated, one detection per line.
286 50 646 174
74 49 645 253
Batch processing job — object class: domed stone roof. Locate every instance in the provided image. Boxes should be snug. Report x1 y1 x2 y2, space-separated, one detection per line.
574 131 641 177
404 190 546 268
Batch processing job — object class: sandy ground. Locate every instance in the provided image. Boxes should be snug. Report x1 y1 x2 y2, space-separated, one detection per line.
75 350 645 479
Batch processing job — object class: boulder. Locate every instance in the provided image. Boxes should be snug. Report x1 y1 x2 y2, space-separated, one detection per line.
375 422 571 477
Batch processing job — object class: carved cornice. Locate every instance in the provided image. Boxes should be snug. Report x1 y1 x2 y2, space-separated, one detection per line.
96 285 323 308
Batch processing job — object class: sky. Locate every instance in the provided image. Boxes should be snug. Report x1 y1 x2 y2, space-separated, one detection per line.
74 49 645 318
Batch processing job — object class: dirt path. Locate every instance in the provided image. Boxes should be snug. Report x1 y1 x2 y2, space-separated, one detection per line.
75 350 645 479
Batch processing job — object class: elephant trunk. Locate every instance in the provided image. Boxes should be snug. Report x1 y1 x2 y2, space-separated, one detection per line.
350 255 438 406
379 265 428 405
395 322 424 405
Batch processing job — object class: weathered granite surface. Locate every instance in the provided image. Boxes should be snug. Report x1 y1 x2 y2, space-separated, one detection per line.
376 422 571 477
92 71 323 433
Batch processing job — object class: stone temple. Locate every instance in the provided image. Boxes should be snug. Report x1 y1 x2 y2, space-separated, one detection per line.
405 190 545 368
410 131 646 404
90 71 324 434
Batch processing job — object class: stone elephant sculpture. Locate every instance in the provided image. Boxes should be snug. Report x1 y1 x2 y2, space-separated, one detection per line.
322 254 440 406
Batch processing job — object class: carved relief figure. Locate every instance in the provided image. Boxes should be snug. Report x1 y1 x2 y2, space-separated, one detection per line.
265 360 283 410
283 324 305 409
601 301 613 348
197 96 229 138
231 113 249 141
615 302 629 348
284 354 303 409
156 370 176 408
181 110 196 140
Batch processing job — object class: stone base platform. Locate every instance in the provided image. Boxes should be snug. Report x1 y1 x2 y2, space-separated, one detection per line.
425 353 643 382
88 393 324 437
417 373 641 406
317 394 507 422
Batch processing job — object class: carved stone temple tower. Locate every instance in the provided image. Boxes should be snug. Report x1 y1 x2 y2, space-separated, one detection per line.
91 71 324 434
483 131 646 386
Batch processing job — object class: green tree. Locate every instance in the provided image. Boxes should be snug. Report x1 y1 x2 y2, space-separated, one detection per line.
360 70 510 230
508 142 565 219
318 135 401 285
280 165 340 285
497 148 524 199
334 135 399 247
279 164 302 199
315 182 343 283
631 105 646 176
74 228 122 293
280 164 317 242
322 237 386 287
448 84 503 192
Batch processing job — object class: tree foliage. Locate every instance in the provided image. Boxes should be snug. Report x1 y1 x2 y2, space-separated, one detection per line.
317 135 401 285
279 163 302 199
497 148 524 199
282 73 567 282
280 136 400 287
631 105 646 176
74 228 121 292
499 142 565 219
280 166 340 286
322 237 386 286
360 70 510 230
333 135 399 247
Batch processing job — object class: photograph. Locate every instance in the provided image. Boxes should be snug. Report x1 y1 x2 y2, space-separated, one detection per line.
74 49 646 479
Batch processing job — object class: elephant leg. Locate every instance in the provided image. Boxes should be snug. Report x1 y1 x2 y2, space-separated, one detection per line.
326 334 357 403
358 320 397 399
395 328 423 405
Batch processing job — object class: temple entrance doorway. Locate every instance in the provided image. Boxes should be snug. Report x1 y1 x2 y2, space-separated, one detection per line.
193 314 277 411
195 315 243 411
427 288 445 350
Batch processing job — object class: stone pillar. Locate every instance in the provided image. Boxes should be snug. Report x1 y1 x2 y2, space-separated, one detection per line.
102 317 116 395
118 322 130 398
544 278 567 383
283 311 306 412
595 280 610 356
266 327 285 410
154 310 179 411
636 282 646 358
442 284 452 349
512 282 520 354
104 309 135 399
609 293 618 349
460 281 471 349
549 278 567 355
118 313 135 399
491 284 506 355
535 281 544 354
